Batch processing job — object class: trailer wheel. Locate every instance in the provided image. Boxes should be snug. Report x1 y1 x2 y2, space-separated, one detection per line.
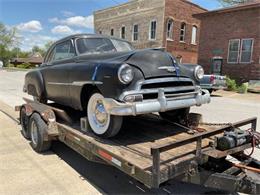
29 113 51 153
87 92 123 138
160 108 190 124
20 107 30 139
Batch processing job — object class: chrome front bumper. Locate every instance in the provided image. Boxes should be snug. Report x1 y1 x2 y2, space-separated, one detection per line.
102 89 211 116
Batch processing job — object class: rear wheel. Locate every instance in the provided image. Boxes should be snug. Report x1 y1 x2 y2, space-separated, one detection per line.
87 92 122 138
29 113 51 152
159 108 190 124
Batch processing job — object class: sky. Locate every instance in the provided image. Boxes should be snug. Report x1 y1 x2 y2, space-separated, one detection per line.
0 0 222 51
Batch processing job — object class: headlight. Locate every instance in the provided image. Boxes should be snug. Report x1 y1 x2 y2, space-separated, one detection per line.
118 64 134 84
194 66 204 80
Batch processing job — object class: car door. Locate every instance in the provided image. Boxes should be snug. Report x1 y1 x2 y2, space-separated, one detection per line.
41 39 76 105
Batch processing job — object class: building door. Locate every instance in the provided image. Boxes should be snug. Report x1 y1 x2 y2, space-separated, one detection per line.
211 57 223 75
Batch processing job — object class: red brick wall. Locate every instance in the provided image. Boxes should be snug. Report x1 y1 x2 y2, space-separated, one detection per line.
197 7 260 81
164 0 206 64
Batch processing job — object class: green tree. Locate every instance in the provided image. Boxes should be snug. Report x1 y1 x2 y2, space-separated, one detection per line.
218 0 255 6
44 41 54 51
0 22 18 66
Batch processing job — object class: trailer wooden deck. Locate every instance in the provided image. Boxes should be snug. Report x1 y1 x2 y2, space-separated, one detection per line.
55 111 256 188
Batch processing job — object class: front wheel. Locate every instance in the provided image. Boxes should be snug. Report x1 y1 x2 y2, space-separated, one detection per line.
87 92 123 138
159 108 190 124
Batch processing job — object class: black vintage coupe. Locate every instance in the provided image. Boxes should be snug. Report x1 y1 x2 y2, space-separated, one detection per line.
24 34 210 137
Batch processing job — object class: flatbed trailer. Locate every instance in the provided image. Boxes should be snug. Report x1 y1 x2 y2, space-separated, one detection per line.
16 98 260 194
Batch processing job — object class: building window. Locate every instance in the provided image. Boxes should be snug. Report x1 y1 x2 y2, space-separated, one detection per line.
240 39 254 63
149 20 157 40
228 39 240 63
110 29 114 36
191 26 197 45
166 19 174 40
180 22 186 42
99 30 102 34
132 24 139 41
121 26 126 39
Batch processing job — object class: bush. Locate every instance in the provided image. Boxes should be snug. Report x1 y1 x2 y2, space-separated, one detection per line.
7 63 14 67
16 62 31 69
237 83 248 94
226 77 237 91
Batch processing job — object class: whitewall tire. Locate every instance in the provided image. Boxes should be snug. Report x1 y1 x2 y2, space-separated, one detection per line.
87 92 122 138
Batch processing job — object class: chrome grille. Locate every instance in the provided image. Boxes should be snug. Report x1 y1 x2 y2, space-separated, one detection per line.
141 81 193 89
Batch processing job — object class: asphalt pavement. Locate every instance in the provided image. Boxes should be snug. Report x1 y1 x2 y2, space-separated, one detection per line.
0 69 259 194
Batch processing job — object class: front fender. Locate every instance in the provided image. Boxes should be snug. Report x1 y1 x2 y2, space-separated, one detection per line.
24 70 45 97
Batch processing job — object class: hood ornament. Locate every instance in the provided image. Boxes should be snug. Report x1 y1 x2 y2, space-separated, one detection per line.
158 66 176 73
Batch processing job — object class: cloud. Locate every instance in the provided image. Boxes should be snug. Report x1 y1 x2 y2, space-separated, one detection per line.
51 25 81 35
49 15 93 28
61 10 75 17
19 34 58 51
17 20 42 32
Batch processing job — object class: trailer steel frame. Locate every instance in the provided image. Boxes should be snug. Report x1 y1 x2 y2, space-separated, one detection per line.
16 98 260 194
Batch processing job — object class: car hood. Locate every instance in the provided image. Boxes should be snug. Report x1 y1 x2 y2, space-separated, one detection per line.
77 49 182 78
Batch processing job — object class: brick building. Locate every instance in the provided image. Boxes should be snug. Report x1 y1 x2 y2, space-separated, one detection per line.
194 1 260 81
94 0 206 64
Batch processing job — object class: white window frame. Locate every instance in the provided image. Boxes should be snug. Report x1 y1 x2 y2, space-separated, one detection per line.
239 38 254 64
166 19 174 41
180 22 186 42
227 39 240 64
149 20 157 40
120 25 126 39
132 24 139 42
191 25 197 45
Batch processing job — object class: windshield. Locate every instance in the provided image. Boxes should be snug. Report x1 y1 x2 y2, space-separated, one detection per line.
76 38 133 54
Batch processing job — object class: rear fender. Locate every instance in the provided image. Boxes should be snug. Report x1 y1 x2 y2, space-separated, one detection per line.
24 70 45 98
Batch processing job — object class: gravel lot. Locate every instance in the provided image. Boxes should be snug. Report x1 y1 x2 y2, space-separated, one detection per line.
0 69 259 194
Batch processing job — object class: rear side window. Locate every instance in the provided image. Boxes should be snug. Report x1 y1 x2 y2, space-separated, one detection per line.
53 40 75 61
46 40 75 63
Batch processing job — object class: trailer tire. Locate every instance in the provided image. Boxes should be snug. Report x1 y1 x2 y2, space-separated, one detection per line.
20 107 30 140
29 113 51 153
160 107 190 124
87 92 123 138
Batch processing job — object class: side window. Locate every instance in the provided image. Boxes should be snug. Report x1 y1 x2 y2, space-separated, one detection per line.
53 40 75 61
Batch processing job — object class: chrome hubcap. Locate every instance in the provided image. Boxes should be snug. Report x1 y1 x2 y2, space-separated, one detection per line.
30 121 38 145
93 100 108 127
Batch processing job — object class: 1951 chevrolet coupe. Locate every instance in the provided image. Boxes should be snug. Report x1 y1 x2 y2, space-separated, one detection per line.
24 34 210 137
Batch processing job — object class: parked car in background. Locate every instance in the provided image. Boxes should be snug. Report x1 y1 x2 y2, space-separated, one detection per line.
24 34 211 138
200 74 227 94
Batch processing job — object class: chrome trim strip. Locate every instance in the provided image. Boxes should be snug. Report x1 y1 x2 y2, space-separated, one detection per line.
47 81 103 86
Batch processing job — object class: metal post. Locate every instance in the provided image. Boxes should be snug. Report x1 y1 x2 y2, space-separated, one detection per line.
151 149 160 188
